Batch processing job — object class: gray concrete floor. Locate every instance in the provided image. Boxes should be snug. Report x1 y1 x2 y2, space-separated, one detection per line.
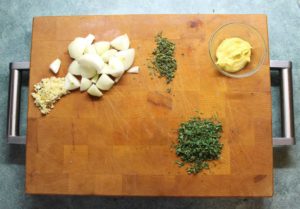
0 0 300 208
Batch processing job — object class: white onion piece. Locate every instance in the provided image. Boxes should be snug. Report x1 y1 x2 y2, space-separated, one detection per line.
87 84 103 97
127 66 139 74
108 57 125 77
114 73 124 83
49 58 61 74
80 77 92 92
96 74 114 90
78 54 104 75
111 34 130 50
68 60 82 76
101 49 117 63
85 34 95 46
84 44 97 54
91 74 99 83
94 41 110 55
101 64 110 74
115 48 135 71
68 37 86 59
65 73 80 90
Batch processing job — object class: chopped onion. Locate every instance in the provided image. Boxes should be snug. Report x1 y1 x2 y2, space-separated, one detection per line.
68 37 86 59
87 84 103 97
127 66 139 74
85 34 95 46
80 77 92 91
84 44 97 55
108 57 125 77
94 41 110 55
49 58 61 74
78 54 105 75
96 74 114 90
115 48 135 71
65 73 80 90
101 49 117 63
68 60 82 76
111 34 130 50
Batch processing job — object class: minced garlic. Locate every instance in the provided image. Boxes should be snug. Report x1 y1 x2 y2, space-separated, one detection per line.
31 77 69 114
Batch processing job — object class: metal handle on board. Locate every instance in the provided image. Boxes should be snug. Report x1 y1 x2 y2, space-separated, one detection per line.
271 60 295 145
6 60 295 145
7 62 29 144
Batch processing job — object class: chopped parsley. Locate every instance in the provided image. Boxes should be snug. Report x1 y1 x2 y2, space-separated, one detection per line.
149 32 177 84
174 115 223 175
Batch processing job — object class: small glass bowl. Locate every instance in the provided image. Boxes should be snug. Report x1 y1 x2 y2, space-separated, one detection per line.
209 22 267 78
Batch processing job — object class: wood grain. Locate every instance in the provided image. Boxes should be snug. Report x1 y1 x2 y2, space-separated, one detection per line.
26 14 272 197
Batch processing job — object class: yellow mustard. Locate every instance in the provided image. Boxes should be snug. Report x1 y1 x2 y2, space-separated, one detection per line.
216 37 252 73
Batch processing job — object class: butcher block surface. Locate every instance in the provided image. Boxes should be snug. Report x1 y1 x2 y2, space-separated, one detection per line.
26 14 272 197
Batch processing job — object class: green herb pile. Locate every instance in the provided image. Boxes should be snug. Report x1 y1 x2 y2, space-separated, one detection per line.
149 32 177 84
175 116 223 175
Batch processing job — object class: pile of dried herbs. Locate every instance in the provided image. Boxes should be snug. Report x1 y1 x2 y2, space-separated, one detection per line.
175 116 223 175
149 32 177 84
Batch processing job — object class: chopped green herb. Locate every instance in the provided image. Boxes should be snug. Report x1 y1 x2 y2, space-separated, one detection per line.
148 32 177 84
166 88 172 94
176 160 185 167
174 116 223 175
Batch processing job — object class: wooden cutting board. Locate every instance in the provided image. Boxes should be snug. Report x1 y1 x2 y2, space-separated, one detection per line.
26 14 272 197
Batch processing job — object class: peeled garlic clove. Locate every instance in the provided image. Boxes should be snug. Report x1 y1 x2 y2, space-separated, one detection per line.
68 37 87 59
84 44 97 55
87 84 103 97
101 49 117 63
91 74 99 83
85 34 95 46
108 57 125 77
115 48 135 71
96 74 114 90
94 41 110 55
80 77 92 92
127 66 139 74
111 34 130 50
68 60 82 76
49 58 61 74
65 73 80 90
78 54 105 75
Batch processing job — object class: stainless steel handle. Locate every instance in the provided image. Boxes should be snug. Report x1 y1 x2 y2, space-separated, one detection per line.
270 60 295 145
6 60 295 146
7 62 29 144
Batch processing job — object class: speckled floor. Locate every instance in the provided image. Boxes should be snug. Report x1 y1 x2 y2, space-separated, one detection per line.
0 0 300 208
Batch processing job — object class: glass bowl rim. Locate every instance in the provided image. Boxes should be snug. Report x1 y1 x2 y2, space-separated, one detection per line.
208 22 267 79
